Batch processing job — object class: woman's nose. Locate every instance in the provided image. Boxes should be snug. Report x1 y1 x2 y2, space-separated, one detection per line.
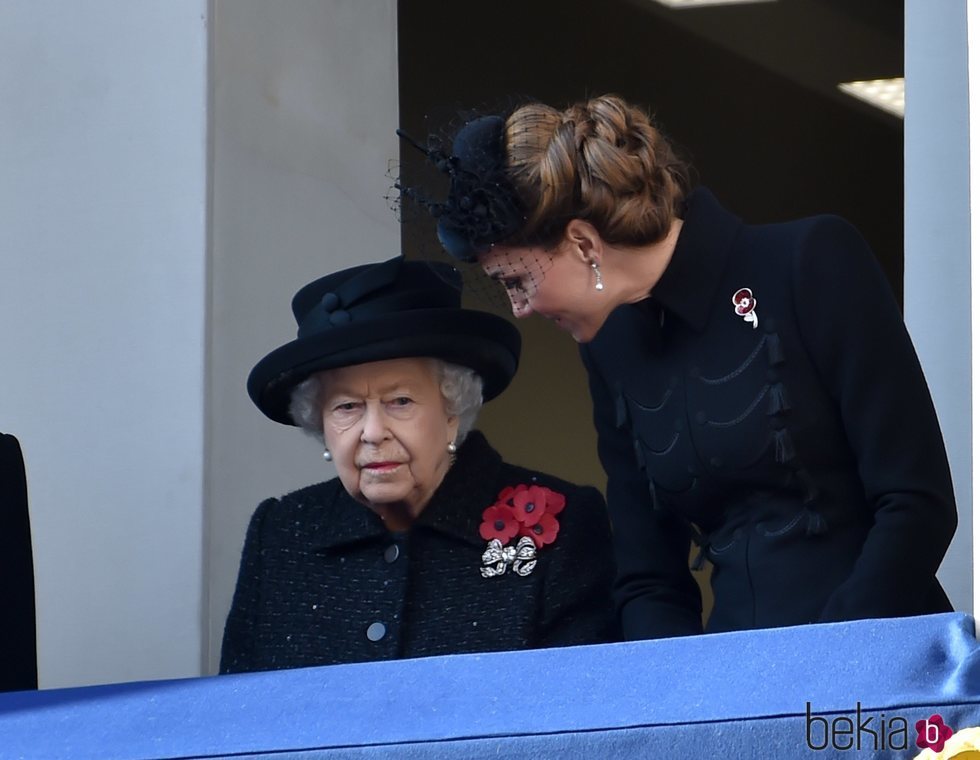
360 404 389 443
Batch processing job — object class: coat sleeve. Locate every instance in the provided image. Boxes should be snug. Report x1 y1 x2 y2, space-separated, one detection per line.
533 482 620 647
579 346 703 639
791 216 957 621
219 497 277 674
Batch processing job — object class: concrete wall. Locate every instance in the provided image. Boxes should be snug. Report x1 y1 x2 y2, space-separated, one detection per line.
0 0 398 688
904 0 972 613
0 0 209 687
206 0 400 672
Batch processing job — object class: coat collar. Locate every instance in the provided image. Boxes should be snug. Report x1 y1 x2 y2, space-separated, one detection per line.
311 480 386 551
649 187 742 333
413 431 502 547
313 431 502 552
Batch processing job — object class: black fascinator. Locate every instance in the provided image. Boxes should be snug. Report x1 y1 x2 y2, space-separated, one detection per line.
396 115 527 262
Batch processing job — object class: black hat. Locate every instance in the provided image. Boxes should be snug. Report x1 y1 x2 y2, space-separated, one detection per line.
247 257 521 425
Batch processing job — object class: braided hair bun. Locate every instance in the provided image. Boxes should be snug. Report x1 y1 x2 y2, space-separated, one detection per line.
503 94 690 248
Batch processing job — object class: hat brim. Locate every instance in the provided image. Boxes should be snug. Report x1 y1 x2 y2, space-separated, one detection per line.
247 308 520 426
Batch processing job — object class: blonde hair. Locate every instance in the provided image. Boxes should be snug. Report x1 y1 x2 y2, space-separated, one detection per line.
503 94 690 248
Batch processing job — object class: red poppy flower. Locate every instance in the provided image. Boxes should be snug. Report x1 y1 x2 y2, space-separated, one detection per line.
479 504 519 542
520 512 560 548
480 484 566 562
544 488 566 515
732 288 756 316
512 486 552 526
497 484 528 506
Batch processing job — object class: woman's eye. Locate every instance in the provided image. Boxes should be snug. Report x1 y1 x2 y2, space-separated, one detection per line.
334 402 359 412
501 278 523 292
390 397 413 407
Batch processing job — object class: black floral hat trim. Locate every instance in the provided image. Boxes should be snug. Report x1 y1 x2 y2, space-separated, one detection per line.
396 115 527 262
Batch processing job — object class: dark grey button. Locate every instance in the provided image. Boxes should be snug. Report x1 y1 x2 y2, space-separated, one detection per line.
710 456 723 468
366 622 386 642
695 411 707 425
384 544 399 563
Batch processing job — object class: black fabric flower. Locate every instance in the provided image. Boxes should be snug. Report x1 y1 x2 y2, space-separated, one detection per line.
397 116 526 261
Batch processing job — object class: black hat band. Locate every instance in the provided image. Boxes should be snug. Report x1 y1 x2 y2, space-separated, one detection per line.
297 288 458 339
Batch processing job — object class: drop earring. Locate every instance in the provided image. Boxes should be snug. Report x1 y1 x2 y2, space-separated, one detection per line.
322 449 332 462
591 261 604 291
447 442 457 454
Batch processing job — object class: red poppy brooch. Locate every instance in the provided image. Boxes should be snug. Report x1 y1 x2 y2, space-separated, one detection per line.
732 287 759 329
478 484 566 577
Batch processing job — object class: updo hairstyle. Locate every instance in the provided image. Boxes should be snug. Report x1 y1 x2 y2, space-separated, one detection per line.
503 94 690 249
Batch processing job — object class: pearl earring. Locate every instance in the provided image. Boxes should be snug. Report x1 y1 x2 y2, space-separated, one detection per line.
322 449 332 462
591 261 604 291
447 442 457 454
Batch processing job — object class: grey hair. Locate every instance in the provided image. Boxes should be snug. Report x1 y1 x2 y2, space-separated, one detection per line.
288 359 484 445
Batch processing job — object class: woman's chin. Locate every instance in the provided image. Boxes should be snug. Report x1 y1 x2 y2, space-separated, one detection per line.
360 482 413 509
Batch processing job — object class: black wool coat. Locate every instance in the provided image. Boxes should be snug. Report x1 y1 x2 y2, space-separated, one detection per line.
220 431 617 673
581 187 957 640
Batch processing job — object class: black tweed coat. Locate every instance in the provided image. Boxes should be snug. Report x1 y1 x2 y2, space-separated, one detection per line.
581 188 956 639
220 431 617 673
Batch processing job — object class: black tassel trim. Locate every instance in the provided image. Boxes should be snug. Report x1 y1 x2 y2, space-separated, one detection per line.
614 387 627 429
773 428 796 464
647 480 661 510
633 437 646 470
767 332 785 365
767 382 792 416
805 509 828 536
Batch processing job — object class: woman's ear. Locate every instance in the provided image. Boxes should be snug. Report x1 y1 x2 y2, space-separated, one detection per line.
563 219 603 264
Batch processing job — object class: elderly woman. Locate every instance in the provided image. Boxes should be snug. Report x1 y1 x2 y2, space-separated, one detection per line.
220 256 617 673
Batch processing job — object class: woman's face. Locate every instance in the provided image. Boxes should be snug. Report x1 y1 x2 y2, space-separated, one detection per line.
318 357 459 519
479 243 605 343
